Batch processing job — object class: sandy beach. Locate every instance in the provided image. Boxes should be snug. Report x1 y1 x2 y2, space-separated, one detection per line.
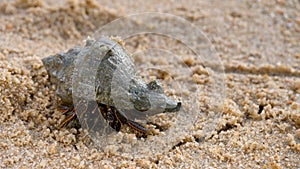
0 0 299 168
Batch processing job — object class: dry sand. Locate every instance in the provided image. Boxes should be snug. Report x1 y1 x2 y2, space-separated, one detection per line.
0 0 299 168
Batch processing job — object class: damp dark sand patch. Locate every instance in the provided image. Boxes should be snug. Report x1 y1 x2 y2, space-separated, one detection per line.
0 0 299 168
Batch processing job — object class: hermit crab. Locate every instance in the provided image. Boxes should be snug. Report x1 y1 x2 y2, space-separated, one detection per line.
42 37 181 135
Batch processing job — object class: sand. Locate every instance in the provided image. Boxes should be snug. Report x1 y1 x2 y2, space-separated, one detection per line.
0 0 299 168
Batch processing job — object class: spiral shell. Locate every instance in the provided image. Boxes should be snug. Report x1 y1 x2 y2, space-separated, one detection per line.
42 37 181 131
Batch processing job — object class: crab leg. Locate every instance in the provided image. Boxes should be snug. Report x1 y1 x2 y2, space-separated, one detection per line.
126 119 149 134
59 101 149 134
114 109 149 134
59 108 76 128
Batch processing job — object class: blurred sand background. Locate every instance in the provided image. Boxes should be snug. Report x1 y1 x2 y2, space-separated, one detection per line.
0 0 299 168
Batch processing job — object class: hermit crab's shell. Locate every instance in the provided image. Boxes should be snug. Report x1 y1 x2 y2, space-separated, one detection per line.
42 37 181 120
